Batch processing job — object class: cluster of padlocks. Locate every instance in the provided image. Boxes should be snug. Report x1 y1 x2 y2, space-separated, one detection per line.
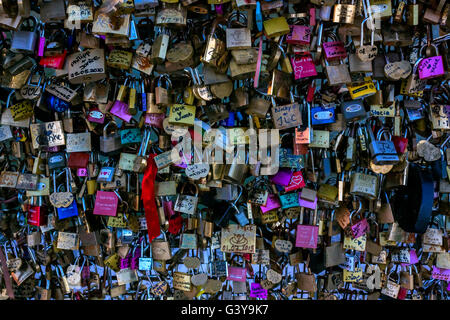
0 0 448 300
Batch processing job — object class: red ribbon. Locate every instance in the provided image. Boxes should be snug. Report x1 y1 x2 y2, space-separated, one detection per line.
142 153 161 243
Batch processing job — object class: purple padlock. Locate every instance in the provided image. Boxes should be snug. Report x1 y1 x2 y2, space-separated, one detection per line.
130 249 141 270
298 192 317 210
145 113 165 128
250 283 267 299
260 193 281 213
270 168 293 187
119 254 131 269
418 54 444 80
110 100 132 123
215 4 224 15
350 218 369 239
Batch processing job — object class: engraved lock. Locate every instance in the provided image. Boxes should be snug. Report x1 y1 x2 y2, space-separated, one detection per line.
333 0 356 24
367 126 400 165
349 170 379 200
226 12 251 50
201 17 228 72
11 16 39 53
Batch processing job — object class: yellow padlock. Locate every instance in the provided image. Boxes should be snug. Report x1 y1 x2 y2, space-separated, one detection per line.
263 17 290 38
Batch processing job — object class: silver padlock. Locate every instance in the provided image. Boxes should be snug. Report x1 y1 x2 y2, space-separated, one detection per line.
11 16 39 54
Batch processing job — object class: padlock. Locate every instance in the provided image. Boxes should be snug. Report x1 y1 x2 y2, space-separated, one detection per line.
333 0 356 24
11 16 38 53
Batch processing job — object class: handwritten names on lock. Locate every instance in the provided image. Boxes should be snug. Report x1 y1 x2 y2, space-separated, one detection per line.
274 239 293 253
391 249 410 264
250 283 267 299
30 121 65 149
350 218 369 239
67 3 94 23
174 195 197 215
323 41 347 60
423 228 444 246
154 150 181 169
271 103 302 130
344 234 367 251
156 8 187 26
68 49 106 84
93 191 118 216
343 268 363 283
107 50 132 70
370 104 396 117
221 224 256 254
10 100 33 121
418 56 444 79
169 104 195 126
356 45 378 62
45 84 78 103
280 193 299 209
173 272 192 291
185 163 209 180
226 28 251 49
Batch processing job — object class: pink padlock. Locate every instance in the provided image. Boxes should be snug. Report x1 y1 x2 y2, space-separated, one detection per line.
323 37 347 61
270 168 293 186
87 108 106 124
432 266 450 281
145 113 165 128
418 55 444 80
77 168 88 177
291 53 317 80
260 193 281 213
286 25 311 46
350 218 369 239
120 254 131 269
163 200 175 217
93 190 119 216
226 266 247 282
295 224 318 249
110 100 133 123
